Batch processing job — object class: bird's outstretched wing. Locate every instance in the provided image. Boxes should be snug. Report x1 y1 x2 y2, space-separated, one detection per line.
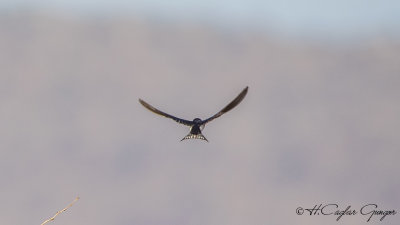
201 86 248 125
139 99 194 126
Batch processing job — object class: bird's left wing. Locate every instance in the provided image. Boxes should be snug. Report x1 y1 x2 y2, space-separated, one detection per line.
139 99 193 126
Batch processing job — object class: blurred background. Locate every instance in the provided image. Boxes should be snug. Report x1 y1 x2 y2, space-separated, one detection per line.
0 1 399 225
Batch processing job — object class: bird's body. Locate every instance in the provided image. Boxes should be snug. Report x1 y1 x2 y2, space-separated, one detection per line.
181 118 207 141
139 86 248 142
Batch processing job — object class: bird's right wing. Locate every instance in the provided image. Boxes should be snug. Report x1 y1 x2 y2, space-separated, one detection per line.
201 86 248 125
139 99 194 126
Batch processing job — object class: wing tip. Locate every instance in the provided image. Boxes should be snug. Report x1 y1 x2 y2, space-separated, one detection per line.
243 86 249 94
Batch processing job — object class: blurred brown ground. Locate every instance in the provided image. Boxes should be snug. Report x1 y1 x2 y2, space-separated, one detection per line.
0 12 399 225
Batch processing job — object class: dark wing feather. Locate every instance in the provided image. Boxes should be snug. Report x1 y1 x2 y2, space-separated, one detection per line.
139 99 193 126
201 86 248 125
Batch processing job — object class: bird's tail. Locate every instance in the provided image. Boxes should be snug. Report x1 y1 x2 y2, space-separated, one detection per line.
180 133 208 142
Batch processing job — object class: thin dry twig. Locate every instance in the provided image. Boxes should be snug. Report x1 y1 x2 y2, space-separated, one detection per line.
41 197 80 225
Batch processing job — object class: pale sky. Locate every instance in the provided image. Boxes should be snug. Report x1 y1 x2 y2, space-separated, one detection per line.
2 0 400 37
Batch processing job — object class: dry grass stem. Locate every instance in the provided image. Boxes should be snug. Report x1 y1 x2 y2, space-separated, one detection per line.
41 197 80 225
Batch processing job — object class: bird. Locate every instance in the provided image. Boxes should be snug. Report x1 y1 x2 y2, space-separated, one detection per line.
139 86 248 142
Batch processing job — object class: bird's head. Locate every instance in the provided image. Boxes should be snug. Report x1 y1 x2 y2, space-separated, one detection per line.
193 118 202 124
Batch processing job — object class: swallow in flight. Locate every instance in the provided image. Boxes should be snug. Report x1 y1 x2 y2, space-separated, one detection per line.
139 86 248 142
